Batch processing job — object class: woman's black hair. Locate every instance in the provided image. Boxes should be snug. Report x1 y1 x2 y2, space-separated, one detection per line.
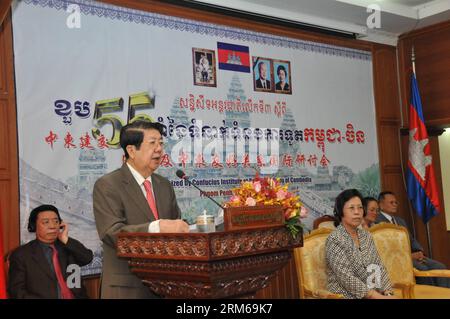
277 64 287 76
363 196 378 211
333 189 365 227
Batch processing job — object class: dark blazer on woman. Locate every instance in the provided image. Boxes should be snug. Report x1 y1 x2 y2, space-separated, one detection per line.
8 238 93 299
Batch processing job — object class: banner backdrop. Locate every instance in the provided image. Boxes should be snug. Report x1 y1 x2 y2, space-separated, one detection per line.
13 0 380 274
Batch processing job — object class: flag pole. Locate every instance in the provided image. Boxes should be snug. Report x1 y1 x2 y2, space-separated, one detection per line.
425 222 433 259
411 45 433 259
409 45 418 239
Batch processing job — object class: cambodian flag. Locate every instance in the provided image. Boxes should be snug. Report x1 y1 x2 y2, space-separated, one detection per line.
406 73 441 224
217 42 250 73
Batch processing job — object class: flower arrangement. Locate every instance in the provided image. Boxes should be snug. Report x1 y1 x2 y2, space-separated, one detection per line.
225 173 307 238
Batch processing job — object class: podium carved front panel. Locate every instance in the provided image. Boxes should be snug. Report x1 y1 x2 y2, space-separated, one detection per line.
117 226 302 298
117 226 301 260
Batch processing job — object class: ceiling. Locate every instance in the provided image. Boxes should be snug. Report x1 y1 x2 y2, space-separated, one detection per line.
190 0 450 45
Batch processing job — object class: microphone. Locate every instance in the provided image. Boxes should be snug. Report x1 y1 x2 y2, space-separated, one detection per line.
176 170 224 210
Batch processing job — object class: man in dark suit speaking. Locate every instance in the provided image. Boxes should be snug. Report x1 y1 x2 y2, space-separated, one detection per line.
255 61 271 90
8 205 93 299
93 121 189 299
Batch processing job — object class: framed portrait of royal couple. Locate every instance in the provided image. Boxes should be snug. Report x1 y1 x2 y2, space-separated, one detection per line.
253 56 292 94
192 48 217 87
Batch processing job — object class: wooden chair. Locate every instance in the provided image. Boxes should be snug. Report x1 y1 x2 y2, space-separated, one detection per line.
313 215 336 230
370 223 450 299
293 228 343 299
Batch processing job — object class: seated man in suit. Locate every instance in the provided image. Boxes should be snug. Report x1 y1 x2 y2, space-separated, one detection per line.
255 61 271 90
8 204 93 298
376 191 450 288
93 121 189 299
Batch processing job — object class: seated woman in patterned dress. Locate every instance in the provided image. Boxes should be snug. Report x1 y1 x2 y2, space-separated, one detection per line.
325 189 397 299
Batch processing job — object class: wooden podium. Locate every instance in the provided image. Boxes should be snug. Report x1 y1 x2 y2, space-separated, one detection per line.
117 224 302 298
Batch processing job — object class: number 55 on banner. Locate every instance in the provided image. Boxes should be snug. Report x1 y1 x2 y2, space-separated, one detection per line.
91 92 155 148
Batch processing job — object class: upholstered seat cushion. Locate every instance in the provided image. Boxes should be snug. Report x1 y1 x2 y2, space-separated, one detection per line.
414 284 450 299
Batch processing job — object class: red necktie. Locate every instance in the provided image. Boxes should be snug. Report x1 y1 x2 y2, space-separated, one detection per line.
50 244 74 299
143 180 159 220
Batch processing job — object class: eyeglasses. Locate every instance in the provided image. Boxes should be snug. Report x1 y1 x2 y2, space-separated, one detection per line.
344 205 363 212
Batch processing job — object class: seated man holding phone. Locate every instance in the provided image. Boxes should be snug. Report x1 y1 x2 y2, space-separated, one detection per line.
8 204 93 299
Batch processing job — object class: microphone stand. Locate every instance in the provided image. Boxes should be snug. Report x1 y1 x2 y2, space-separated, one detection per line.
182 176 224 210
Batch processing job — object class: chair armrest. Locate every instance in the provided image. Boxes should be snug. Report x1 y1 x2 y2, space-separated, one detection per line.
392 282 414 299
413 268 450 278
308 288 344 299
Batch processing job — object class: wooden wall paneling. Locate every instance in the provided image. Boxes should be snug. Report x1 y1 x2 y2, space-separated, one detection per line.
372 47 402 120
0 0 12 27
396 38 411 127
377 123 402 168
371 45 402 188
287 257 299 297
0 11 19 258
0 100 9 170
412 26 450 126
399 21 450 127
255 257 299 299
371 44 411 223
82 275 101 299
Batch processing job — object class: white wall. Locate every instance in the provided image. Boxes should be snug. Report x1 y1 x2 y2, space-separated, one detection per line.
438 128 450 231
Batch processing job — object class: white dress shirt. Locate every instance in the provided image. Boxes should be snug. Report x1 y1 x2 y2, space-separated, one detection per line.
126 163 160 232
380 211 394 224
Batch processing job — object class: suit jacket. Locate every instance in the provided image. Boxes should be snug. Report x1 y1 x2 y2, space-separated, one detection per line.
93 164 181 298
8 238 93 299
255 78 271 90
325 225 392 299
375 212 424 252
